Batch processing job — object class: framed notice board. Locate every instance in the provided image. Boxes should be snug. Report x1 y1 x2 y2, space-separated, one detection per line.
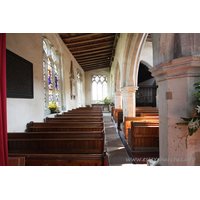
6 49 34 98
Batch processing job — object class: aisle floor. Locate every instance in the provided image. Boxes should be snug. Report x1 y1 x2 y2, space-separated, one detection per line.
103 113 146 166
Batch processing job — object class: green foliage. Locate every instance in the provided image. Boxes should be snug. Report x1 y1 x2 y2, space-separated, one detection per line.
103 97 111 104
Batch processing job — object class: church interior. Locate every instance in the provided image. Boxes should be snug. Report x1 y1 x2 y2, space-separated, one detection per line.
2 32 200 167
2 3 200 200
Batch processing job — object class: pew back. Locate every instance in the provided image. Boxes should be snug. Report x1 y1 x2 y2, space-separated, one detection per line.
124 116 159 138
8 131 105 154
128 121 159 151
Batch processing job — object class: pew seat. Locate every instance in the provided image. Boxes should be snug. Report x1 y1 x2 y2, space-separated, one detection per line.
128 121 159 151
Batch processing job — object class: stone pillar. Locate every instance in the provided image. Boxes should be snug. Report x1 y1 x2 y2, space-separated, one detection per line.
121 86 138 118
114 91 122 108
150 55 200 166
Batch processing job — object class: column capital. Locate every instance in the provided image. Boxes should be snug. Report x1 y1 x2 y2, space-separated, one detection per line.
114 91 122 96
121 86 138 93
150 55 200 82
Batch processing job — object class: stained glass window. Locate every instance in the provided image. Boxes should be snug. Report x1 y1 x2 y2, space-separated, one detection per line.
92 75 107 101
43 59 46 107
43 40 47 55
43 38 60 109
54 64 59 106
48 58 53 103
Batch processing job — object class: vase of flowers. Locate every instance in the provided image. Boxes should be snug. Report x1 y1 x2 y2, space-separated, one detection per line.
48 102 60 114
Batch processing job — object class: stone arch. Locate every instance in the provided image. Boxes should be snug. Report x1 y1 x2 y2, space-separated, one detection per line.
121 34 134 87
114 62 121 92
140 60 152 70
125 33 148 86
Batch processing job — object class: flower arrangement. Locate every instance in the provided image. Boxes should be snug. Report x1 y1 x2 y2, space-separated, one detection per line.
48 102 60 114
176 82 200 148
103 97 111 104
96 101 100 104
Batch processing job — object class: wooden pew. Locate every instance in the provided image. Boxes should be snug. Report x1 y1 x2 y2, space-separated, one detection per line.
111 107 115 117
113 108 123 122
61 113 103 117
26 121 104 132
8 131 105 154
116 110 123 129
8 157 25 166
140 113 159 117
67 109 103 113
8 151 108 166
45 116 103 122
136 107 158 117
124 116 159 139
128 121 159 151
74 107 102 111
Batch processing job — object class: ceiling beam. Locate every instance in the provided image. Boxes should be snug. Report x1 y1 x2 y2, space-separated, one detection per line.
78 59 110 65
68 41 114 51
74 48 112 58
75 52 111 60
80 61 110 68
70 45 113 54
60 33 101 40
77 55 111 62
64 35 115 47
84 65 109 71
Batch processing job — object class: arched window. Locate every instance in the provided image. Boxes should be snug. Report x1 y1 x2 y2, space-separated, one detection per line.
92 75 107 101
43 37 60 108
77 70 82 107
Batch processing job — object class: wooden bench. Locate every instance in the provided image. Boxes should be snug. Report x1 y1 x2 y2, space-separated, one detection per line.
68 111 103 114
128 121 159 151
113 108 123 122
140 113 159 117
136 107 158 117
26 121 104 132
111 107 115 117
8 157 25 166
116 110 123 129
45 116 103 122
61 113 103 116
8 151 108 166
74 107 102 111
124 116 159 139
8 131 105 154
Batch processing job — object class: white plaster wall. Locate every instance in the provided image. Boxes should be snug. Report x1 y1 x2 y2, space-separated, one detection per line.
6 33 85 132
6 33 44 132
85 68 110 106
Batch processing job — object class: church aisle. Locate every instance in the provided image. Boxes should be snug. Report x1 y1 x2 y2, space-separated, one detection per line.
103 113 145 166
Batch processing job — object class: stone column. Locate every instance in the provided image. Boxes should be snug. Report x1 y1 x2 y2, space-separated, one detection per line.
114 91 122 108
121 86 138 118
150 55 200 166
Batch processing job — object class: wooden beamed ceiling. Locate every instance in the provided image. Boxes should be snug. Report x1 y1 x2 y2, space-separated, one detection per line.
59 33 119 71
